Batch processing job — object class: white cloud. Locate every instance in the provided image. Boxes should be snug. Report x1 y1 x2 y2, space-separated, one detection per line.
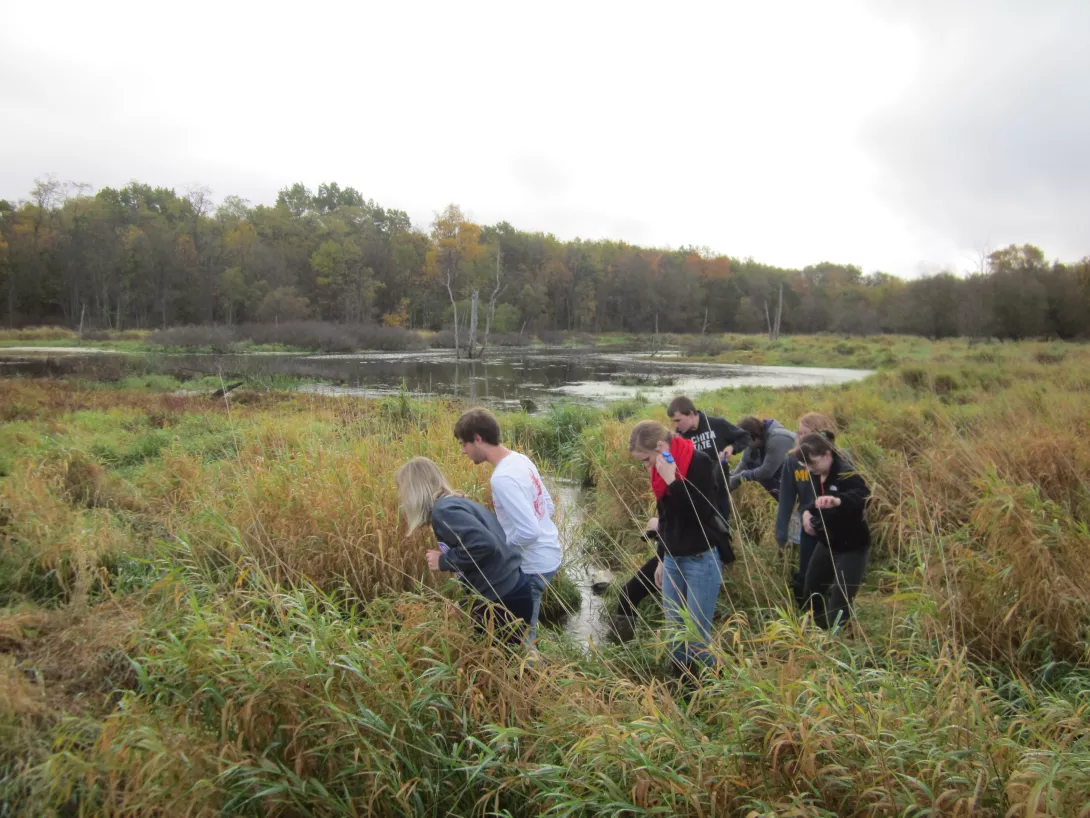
1 0 1084 276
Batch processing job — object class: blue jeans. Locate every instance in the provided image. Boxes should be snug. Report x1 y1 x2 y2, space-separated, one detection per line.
662 550 722 667
525 569 557 646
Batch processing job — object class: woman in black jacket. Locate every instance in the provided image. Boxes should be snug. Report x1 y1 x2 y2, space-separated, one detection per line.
797 434 871 630
628 421 725 670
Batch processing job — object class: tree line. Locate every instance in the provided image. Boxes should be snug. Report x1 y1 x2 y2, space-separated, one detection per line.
1 177 1087 340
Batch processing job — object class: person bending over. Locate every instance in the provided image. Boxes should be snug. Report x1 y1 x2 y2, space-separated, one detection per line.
729 416 797 498
396 457 533 641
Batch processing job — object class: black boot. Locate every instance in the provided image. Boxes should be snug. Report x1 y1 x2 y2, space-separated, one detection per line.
608 613 636 643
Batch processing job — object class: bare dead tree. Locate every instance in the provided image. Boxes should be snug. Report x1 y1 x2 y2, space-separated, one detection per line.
479 244 506 359
766 284 784 341
774 282 783 339
444 264 460 359
467 289 479 359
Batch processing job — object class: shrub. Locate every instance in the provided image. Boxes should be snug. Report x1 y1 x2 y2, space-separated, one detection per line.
682 336 728 357
238 321 353 352
486 332 531 348
537 329 564 345
236 322 426 353
351 325 426 352
429 330 456 349
0 326 75 342
148 325 238 352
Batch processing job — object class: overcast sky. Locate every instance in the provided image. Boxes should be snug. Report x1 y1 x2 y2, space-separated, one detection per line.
2 0 1087 277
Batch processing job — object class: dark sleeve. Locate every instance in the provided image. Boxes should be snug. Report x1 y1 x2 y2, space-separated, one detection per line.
710 417 750 454
774 460 798 546
664 453 718 522
830 471 870 514
730 446 756 478
432 508 502 573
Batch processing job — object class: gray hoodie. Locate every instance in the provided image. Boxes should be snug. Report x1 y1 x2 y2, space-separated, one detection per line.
730 419 797 495
431 496 523 601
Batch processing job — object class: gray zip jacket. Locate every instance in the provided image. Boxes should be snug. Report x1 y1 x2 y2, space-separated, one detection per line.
431 496 523 601
730 419 797 493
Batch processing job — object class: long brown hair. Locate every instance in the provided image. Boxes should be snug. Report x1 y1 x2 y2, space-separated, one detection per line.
797 433 836 464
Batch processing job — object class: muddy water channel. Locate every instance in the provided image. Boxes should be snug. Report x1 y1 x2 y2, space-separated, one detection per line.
550 481 614 648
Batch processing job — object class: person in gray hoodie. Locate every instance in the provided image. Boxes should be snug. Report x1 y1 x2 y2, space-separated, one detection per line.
729 417 797 498
396 457 533 638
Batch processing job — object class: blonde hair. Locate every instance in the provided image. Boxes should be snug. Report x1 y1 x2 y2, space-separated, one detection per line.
628 420 671 454
791 413 838 460
395 457 460 534
798 412 837 441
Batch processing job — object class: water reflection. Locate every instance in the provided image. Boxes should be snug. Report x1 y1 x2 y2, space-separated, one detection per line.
551 481 613 649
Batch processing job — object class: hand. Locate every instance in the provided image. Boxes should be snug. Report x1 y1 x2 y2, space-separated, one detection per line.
425 550 442 571
729 475 741 491
653 453 677 484
815 496 841 510
646 516 658 531
654 560 664 590
802 511 816 537
720 445 733 460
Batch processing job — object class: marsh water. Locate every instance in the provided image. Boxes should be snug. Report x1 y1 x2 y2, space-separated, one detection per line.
550 482 613 648
0 347 871 408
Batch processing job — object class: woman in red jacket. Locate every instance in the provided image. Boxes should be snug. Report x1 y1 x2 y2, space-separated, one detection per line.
628 421 726 672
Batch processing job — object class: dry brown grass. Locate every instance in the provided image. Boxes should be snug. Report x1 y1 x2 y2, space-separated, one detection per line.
3 343 1090 814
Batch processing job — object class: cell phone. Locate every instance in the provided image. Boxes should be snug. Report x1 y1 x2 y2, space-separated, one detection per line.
662 451 675 464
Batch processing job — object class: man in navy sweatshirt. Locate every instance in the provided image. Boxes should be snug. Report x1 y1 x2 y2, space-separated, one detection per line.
667 395 749 564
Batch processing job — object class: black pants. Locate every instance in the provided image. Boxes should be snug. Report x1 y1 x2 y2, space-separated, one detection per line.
714 493 735 565
617 555 660 618
792 530 820 608
470 574 534 644
802 544 869 629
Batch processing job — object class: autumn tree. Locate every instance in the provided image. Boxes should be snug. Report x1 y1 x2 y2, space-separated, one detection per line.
2 175 1087 341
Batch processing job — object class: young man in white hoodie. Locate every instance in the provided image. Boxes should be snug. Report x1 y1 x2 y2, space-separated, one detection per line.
454 408 562 646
